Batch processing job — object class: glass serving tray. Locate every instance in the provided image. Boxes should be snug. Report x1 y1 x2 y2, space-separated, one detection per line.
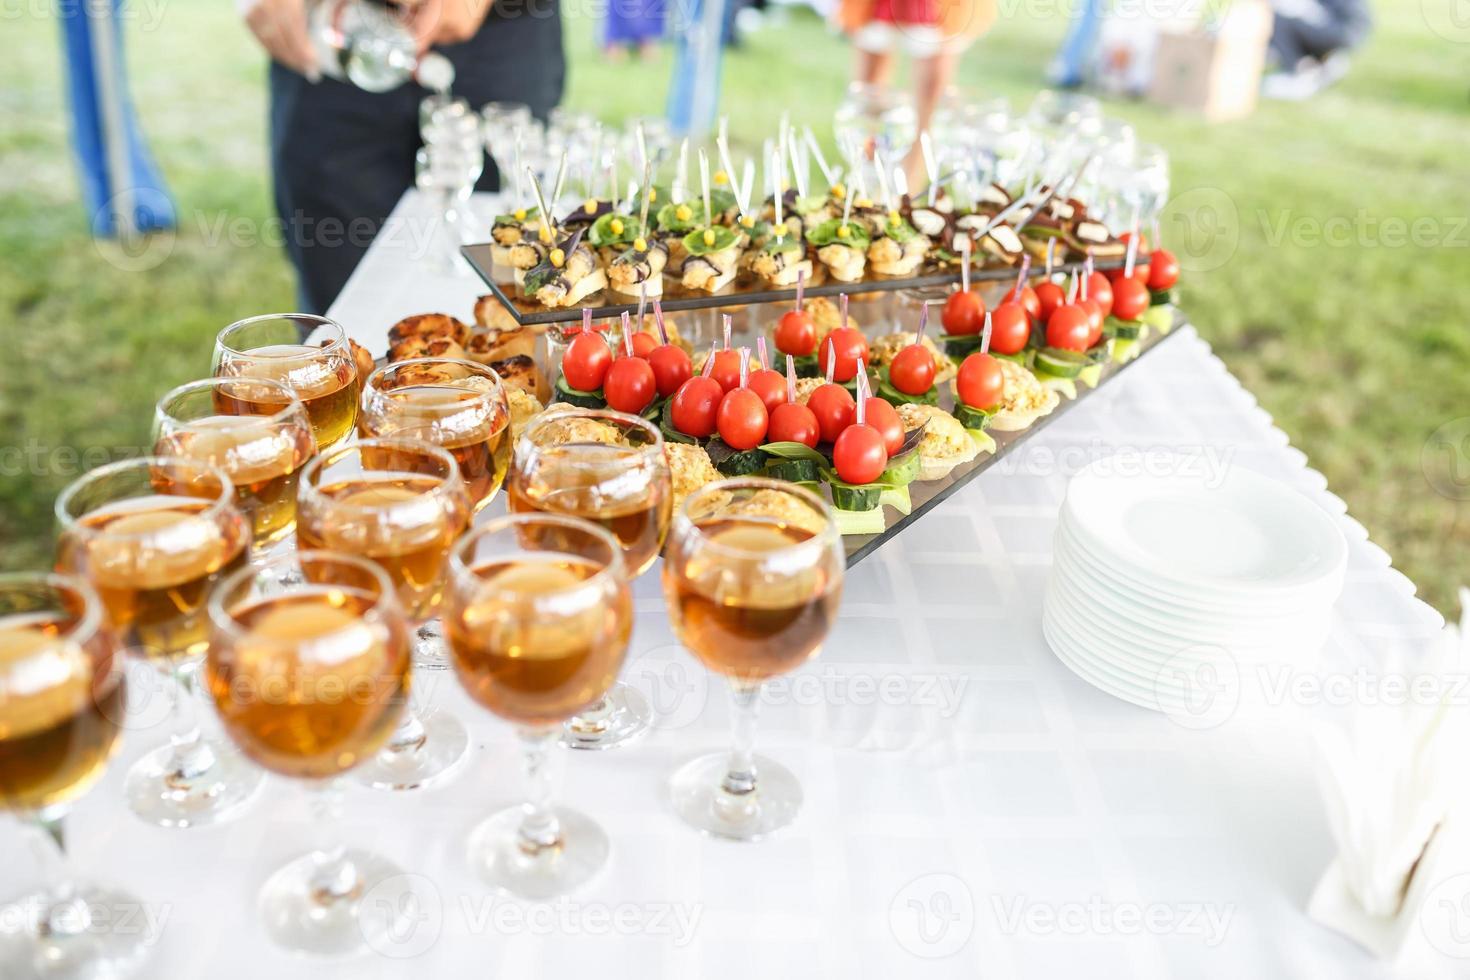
461 242 1127 327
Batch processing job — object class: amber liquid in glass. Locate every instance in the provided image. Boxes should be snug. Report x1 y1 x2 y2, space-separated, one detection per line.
296 476 464 621
58 497 249 663
0 615 126 811
361 384 511 510
207 589 410 779
667 520 841 682
156 415 315 547
447 558 628 726
507 446 671 577
218 348 359 449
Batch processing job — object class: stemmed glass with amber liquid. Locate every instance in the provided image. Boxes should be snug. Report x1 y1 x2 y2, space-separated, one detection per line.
0 574 155 977
212 313 360 451
444 514 633 898
663 479 844 840
507 408 671 750
54 457 262 828
295 438 472 791
359 357 512 513
206 550 415 956
153 376 317 550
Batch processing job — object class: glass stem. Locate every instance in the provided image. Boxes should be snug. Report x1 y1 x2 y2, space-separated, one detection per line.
515 727 562 855
28 808 91 939
384 709 428 756
722 681 763 797
306 779 359 902
567 695 613 736
165 663 216 782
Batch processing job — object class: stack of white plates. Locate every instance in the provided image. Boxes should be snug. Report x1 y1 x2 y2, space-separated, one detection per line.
1043 456 1347 716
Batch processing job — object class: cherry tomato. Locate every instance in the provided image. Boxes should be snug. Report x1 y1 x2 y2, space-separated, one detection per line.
1147 249 1180 291
768 401 820 448
956 352 1005 410
833 423 888 485
817 328 869 384
774 310 817 356
988 301 1031 356
670 376 723 438
1110 275 1150 321
941 290 985 335
863 396 905 455
619 332 658 359
1086 272 1113 317
747 368 788 414
1034 281 1066 323
1005 284 1041 324
716 388 769 451
562 332 612 391
888 344 935 396
603 356 657 414
709 349 743 394
647 344 693 398
1046 304 1092 352
807 384 855 444
1083 298 1105 347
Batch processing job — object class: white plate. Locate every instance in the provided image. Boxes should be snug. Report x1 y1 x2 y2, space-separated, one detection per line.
1052 541 1334 649
1042 611 1226 714
1063 456 1348 599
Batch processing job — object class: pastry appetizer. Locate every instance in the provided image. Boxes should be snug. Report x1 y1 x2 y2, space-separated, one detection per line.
867 211 930 276
522 228 607 308
805 217 869 282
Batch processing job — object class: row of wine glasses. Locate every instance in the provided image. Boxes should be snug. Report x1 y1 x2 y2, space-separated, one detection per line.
1 310 845 972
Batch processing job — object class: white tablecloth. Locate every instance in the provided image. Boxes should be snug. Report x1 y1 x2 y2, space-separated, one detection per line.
9 191 1451 979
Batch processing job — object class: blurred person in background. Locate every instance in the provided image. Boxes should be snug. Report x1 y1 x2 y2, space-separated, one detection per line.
836 0 994 183
603 0 666 60
240 0 565 314
1262 0 1371 99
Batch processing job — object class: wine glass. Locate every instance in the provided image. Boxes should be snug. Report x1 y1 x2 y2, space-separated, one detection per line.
213 314 360 451
206 550 415 955
359 357 512 515
55 457 262 828
152 376 317 550
444 514 633 898
662 478 844 840
506 408 672 750
0 573 154 977
295 438 472 791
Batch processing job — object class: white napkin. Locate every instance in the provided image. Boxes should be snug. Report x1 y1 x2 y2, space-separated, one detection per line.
1308 589 1470 955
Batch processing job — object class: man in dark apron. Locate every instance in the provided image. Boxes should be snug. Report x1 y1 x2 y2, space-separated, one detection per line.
247 0 564 313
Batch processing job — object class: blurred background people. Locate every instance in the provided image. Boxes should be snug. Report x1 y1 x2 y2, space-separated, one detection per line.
836 0 995 182
603 0 666 60
1263 0 1371 99
244 0 565 313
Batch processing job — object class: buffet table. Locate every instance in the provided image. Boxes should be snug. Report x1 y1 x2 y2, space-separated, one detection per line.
11 191 1450 979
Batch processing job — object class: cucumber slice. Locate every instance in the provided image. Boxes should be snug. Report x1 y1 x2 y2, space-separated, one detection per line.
555 376 605 409
966 428 996 455
1111 338 1139 364
1077 363 1103 389
765 458 820 483
829 481 881 512
709 445 769 476
1106 317 1144 340
942 334 984 361
879 485 912 515
879 450 921 487
1033 347 1090 379
1142 305 1175 333
1149 288 1176 307
952 403 992 431
832 505 888 536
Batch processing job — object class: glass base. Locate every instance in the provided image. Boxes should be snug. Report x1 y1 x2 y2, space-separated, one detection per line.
561 684 651 751
355 710 469 792
258 849 410 957
123 740 263 829
0 884 154 980
669 752 802 841
467 806 609 900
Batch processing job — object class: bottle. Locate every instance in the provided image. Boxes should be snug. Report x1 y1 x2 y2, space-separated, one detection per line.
310 0 455 94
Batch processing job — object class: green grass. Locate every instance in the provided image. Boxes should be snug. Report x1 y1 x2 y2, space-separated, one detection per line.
3 0 1468 613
